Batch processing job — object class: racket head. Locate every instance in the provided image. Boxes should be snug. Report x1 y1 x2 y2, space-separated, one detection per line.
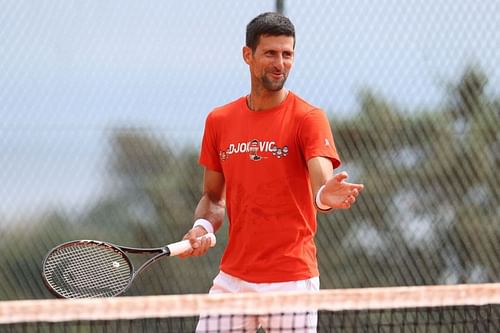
42 240 133 299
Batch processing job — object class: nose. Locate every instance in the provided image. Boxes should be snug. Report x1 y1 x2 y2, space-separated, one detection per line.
273 55 285 71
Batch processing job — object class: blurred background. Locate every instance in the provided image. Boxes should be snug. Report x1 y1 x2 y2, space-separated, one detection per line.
1 0 498 300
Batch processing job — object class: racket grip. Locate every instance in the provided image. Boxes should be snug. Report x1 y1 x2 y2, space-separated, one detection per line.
168 233 217 256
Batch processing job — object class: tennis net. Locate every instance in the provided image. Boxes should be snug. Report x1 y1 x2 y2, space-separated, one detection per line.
1 283 499 332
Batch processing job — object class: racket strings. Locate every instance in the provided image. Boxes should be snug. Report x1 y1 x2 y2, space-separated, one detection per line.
44 244 132 298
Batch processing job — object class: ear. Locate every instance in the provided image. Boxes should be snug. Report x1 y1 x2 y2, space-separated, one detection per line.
242 46 252 65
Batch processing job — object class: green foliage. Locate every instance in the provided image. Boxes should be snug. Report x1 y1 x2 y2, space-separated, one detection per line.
321 66 499 288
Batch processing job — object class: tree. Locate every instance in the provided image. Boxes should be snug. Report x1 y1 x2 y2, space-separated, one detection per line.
317 66 500 288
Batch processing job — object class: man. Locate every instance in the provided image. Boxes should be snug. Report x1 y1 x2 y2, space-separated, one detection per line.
180 12 364 332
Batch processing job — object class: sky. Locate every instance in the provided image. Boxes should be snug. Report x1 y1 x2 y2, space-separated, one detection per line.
1 0 499 219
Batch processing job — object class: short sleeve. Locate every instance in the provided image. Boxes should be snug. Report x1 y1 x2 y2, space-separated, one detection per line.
298 108 341 169
199 112 223 172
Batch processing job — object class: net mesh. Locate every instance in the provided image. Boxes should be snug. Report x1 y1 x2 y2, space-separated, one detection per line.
1 284 500 332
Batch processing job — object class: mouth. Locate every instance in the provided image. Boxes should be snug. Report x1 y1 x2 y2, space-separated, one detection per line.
261 71 288 90
269 72 285 80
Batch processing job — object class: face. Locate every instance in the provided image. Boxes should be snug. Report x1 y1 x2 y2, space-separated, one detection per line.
243 35 295 92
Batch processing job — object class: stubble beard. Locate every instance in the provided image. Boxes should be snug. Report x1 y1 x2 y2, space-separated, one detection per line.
261 73 288 91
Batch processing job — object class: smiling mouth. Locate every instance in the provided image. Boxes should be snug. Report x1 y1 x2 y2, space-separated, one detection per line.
262 72 288 90
270 73 285 80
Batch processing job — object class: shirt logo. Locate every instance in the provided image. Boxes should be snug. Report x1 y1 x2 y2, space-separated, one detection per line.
248 139 262 161
270 145 289 159
219 139 289 161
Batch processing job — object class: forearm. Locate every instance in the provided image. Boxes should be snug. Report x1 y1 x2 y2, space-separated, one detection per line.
306 157 334 213
307 157 334 194
193 192 225 232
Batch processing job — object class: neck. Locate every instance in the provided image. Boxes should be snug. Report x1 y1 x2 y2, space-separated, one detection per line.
247 88 288 111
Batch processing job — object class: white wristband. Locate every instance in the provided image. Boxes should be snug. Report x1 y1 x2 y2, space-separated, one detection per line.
193 218 214 234
315 185 331 211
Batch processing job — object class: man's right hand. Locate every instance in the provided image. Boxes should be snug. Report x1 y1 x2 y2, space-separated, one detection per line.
178 226 213 258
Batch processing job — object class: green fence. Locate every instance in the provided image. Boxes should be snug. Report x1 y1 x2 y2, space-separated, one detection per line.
1 1 498 300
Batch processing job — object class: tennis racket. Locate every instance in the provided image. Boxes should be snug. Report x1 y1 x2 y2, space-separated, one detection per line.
42 233 216 299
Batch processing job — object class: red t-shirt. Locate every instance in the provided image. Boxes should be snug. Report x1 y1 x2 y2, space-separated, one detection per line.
199 91 340 283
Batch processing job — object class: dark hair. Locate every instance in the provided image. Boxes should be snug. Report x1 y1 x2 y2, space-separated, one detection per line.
246 12 295 51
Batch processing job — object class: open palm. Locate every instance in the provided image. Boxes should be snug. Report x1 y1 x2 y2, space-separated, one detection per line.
320 172 364 209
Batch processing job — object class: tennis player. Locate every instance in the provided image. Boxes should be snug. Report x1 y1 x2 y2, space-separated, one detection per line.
180 12 364 333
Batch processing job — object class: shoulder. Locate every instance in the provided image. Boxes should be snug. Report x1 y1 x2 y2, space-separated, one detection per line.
290 92 318 111
289 92 326 120
208 96 245 119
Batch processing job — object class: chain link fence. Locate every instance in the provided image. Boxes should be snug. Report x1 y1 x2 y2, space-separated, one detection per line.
1 0 499 300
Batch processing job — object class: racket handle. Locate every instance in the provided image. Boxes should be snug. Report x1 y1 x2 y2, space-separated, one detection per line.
168 233 217 256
